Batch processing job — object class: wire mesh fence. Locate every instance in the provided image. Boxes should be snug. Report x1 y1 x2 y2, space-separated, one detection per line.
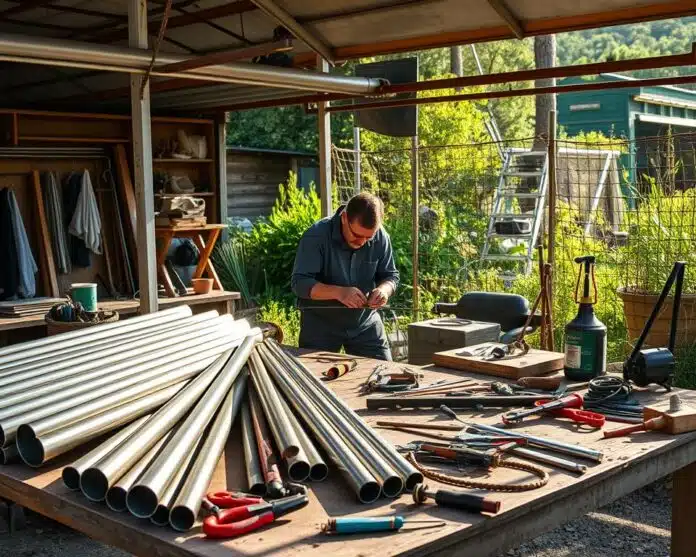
332 128 696 370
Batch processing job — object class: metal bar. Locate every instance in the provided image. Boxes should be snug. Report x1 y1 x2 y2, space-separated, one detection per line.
366 395 549 410
583 153 612 236
486 0 525 38
62 416 151 491
19 382 188 468
353 126 361 193
411 135 419 320
247 351 301 459
0 32 384 94
79 352 231 502
168 371 249 531
507 446 587 474
0 306 191 364
240 401 266 496
257 346 381 504
249 0 334 64
669 263 687 354
265 341 423 490
128 333 259 518
248 386 283 496
317 56 333 217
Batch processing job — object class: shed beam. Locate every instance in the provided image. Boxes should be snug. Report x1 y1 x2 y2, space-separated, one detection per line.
0 1 54 18
249 0 335 65
485 0 525 39
128 0 158 314
317 56 332 218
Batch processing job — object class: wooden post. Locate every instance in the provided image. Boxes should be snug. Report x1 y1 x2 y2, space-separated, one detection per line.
353 126 361 194
317 56 332 217
546 110 557 324
128 0 157 314
672 461 696 556
31 170 59 298
216 114 229 240
411 135 419 320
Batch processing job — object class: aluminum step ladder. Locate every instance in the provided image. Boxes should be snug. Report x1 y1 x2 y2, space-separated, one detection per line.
481 148 548 274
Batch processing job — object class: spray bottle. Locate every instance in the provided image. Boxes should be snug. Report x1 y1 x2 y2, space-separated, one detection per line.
564 256 607 381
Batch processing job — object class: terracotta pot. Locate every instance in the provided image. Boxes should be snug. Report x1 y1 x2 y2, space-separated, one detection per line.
617 287 696 348
191 278 213 295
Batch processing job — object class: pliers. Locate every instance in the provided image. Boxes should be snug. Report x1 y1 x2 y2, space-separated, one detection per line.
202 492 309 539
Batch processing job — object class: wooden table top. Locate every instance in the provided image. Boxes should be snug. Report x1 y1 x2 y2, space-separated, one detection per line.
155 224 227 233
0 354 695 557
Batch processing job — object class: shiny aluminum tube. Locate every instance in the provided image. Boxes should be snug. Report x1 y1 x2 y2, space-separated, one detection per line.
508 446 588 474
240 400 266 496
265 340 423 490
0 306 191 365
0 320 242 411
128 333 259 518
169 372 249 531
0 337 236 447
259 344 404 497
0 311 220 379
17 382 189 468
0 316 243 398
276 388 327 482
0 311 224 383
248 350 301 459
106 429 175 512
62 415 151 490
1 444 18 465
150 434 204 526
257 347 381 504
248 386 283 496
79 352 231 502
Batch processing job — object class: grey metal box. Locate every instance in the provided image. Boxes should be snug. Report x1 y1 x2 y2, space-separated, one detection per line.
408 318 500 365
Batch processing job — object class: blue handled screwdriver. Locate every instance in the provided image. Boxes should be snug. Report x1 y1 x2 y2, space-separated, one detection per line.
322 516 446 535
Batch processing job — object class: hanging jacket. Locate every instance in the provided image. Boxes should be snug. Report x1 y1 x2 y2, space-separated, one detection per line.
8 189 38 298
0 188 19 300
43 171 71 274
69 170 102 256
63 172 91 268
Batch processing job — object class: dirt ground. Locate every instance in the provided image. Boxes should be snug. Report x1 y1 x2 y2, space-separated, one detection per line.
0 479 671 557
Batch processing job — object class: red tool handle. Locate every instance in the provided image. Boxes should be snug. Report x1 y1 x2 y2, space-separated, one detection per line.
203 508 275 539
207 491 262 508
552 407 605 428
603 417 665 439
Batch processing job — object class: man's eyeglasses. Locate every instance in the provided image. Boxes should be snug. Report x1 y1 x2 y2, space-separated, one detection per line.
346 218 375 242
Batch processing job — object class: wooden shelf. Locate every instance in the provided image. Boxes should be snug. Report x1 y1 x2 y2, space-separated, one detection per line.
155 192 214 197
19 136 129 143
153 158 213 163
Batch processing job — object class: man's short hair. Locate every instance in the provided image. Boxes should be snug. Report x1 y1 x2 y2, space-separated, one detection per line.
345 192 383 229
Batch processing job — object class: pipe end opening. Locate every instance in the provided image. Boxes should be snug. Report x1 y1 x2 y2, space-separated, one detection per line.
17 437 44 468
309 463 329 482
283 445 300 459
248 483 267 497
169 506 195 532
405 472 425 492
62 467 80 491
150 505 170 526
382 476 404 499
288 461 311 482
358 481 381 504
126 485 158 518
106 487 127 512
80 468 109 502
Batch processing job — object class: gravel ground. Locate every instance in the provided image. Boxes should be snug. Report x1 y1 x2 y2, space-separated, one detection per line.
0 479 671 557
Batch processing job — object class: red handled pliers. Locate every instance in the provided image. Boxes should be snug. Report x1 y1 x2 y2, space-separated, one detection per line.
533 398 606 428
202 492 309 539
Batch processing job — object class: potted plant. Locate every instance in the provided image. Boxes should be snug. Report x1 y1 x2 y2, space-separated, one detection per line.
617 181 696 348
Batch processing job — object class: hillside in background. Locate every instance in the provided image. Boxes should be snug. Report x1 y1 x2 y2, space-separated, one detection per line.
226 17 696 151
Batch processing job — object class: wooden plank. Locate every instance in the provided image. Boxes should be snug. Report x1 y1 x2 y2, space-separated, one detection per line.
672 460 696 557
113 144 139 273
432 345 564 379
30 170 59 297
19 136 129 143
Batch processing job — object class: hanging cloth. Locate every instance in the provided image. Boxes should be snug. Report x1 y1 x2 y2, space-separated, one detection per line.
42 171 71 274
69 170 102 256
64 172 92 268
0 188 19 300
8 189 38 298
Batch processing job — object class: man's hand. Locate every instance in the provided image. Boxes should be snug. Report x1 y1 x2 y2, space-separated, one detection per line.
367 285 390 308
337 287 368 308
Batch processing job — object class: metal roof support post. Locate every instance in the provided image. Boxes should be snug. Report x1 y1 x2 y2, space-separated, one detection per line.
317 57 332 218
216 114 229 240
129 0 158 314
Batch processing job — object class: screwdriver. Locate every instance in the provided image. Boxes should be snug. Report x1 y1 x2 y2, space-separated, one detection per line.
322 516 446 535
413 483 501 514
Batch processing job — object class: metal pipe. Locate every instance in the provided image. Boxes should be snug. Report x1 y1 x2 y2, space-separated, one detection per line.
256 347 381 504
264 340 422 490
150 434 204 526
0 311 221 380
0 33 384 95
19 382 187 468
507 446 588 475
277 391 328 482
79 352 231 502
0 306 191 365
366 395 550 410
248 386 284 497
168 371 250 531
0 336 237 446
0 316 244 396
248 350 301 459
240 400 266 496
62 415 151 491
1 444 18 465
106 429 176 512
128 333 260 518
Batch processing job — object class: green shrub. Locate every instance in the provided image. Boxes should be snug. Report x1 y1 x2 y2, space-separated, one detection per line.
257 299 301 347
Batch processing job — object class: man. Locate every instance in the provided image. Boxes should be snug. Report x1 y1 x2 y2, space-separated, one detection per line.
291 192 399 360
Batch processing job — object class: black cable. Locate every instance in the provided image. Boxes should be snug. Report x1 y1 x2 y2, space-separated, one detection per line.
583 376 643 418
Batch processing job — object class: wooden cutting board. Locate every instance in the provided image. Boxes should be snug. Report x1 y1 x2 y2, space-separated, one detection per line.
433 343 565 379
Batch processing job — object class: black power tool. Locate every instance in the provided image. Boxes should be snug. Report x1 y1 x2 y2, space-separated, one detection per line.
623 261 686 391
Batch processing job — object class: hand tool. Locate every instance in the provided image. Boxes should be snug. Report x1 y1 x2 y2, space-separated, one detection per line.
202 493 309 539
360 364 421 394
395 440 504 468
383 378 478 398
412 483 501 514
321 358 357 380
603 393 696 439
441 405 604 463
322 516 446 534
367 394 550 410
502 393 605 428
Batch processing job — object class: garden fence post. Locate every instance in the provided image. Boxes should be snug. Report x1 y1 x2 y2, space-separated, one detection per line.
547 110 557 346
353 126 361 194
411 135 420 320
317 56 332 218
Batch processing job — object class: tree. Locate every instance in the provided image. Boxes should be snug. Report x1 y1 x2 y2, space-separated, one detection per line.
450 46 463 77
534 34 557 143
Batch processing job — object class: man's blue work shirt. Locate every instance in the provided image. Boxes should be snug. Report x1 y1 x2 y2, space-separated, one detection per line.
291 206 400 335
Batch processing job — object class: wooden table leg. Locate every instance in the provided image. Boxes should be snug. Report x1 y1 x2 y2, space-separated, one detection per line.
192 230 223 290
672 461 696 556
155 232 176 298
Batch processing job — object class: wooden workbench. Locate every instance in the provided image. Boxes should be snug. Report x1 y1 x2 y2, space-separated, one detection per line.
0 355 695 557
